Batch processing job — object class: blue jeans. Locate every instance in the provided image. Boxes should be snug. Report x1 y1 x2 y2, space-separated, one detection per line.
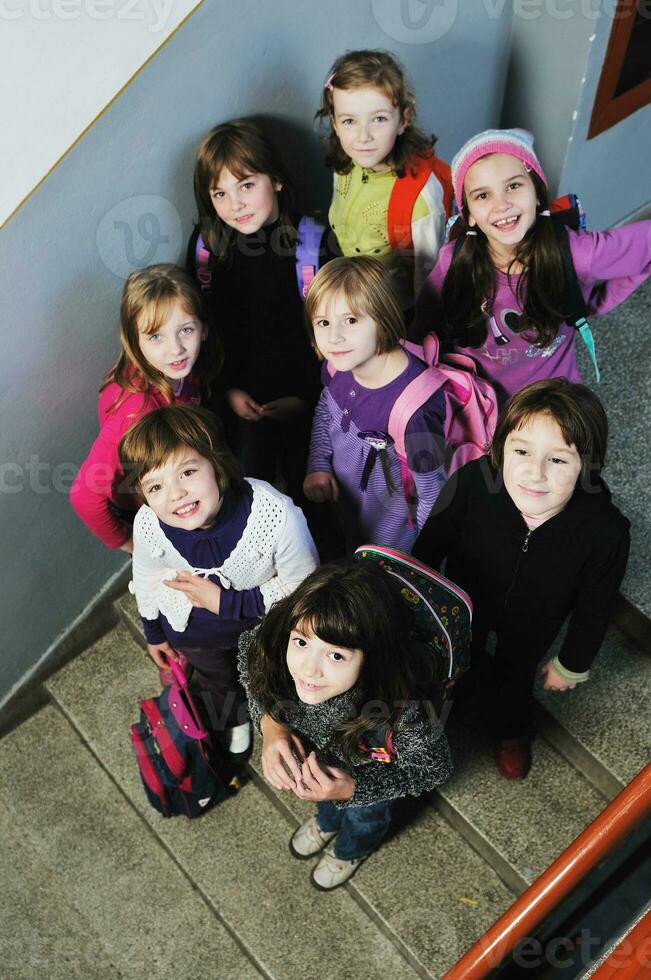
317 799 392 861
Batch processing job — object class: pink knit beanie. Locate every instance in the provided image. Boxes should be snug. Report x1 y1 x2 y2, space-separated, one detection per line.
451 128 547 211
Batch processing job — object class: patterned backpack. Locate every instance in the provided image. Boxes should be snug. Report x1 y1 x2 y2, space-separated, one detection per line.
354 544 472 713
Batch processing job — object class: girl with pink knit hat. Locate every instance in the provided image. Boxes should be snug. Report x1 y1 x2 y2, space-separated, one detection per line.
413 128 651 406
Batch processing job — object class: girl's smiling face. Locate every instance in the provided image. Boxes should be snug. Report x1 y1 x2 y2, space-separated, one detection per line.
210 167 281 234
332 85 407 171
140 448 222 530
464 152 539 263
138 300 205 382
286 622 364 705
503 412 582 524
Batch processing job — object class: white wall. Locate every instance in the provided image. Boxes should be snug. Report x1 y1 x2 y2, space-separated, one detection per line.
0 0 202 226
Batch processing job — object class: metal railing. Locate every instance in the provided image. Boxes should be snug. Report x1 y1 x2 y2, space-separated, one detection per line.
443 763 651 979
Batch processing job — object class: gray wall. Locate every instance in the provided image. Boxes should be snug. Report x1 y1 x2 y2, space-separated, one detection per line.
502 3 651 227
0 0 512 705
501 1 595 194
560 10 651 227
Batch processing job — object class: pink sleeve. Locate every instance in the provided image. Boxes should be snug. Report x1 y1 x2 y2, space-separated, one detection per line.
69 390 151 548
569 222 651 315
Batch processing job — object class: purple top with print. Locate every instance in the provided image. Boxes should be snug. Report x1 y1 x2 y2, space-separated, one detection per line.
307 350 447 552
141 482 264 649
414 223 651 405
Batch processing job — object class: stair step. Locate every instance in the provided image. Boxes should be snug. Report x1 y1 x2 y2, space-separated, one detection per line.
46 625 421 980
247 741 515 978
435 724 608 893
0 704 257 980
534 627 651 798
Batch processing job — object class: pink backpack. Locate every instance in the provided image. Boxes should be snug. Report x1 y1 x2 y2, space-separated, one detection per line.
391 335 498 477
326 336 497 524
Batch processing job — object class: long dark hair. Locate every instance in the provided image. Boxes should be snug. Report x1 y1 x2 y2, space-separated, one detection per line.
193 119 297 263
440 173 568 350
315 49 436 177
248 560 434 761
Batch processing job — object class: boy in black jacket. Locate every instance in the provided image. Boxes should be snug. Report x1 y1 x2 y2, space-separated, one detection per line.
413 380 629 779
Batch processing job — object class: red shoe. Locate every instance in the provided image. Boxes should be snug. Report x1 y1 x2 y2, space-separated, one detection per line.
494 737 532 780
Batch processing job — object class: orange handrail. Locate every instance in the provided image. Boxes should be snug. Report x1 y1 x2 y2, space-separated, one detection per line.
591 907 651 979
443 762 651 979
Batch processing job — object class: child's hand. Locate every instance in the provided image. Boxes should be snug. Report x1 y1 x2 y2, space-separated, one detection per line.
293 751 355 802
303 471 340 503
226 388 264 422
260 397 306 421
119 536 134 554
540 660 576 691
260 714 306 791
163 571 221 614
146 641 180 671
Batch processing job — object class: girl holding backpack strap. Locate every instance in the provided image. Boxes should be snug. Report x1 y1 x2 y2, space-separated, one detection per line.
237 559 453 891
303 257 452 554
413 128 651 406
187 119 336 510
120 404 319 760
315 49 453 311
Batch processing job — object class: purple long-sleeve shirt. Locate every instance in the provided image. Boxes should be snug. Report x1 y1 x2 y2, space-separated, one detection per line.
414 222 651 405
142 483 264 649
307 351 447 552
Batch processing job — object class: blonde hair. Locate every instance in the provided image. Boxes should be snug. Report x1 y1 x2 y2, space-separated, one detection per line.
102 264 220 408
118 404 242 497
193 118 296 261
304 256 405 357
315 49 435 176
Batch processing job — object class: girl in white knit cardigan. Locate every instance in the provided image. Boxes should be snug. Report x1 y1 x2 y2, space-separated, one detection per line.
119 404 318 757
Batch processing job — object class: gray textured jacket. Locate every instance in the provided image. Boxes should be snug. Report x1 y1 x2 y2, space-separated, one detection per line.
237 629 453 809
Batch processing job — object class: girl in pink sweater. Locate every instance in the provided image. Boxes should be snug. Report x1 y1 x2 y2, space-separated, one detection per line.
70 264 220 551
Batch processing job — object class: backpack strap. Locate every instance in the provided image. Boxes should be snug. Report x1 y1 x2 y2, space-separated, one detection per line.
387 154 453 252
388 339 446 460
194 232 213 294
295 215 325 298
548 215 600 381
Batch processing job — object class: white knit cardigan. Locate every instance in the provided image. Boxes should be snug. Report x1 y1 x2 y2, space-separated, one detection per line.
129 478 319 633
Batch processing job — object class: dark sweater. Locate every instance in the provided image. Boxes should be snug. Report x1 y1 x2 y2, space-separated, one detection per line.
237 627 453 809
187 217 333 405
412 457 630 674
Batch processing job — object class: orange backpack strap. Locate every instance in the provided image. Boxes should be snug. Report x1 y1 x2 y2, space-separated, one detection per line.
387 154 453 252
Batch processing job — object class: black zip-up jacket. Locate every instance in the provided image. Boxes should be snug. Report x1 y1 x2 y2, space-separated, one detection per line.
412 457 630 674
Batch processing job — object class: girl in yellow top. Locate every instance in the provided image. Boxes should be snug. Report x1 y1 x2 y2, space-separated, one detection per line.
315 49 452 311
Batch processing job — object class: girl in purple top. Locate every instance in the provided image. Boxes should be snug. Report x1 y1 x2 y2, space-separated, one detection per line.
413 128 651 406
304 257 447 553
119 405 318 758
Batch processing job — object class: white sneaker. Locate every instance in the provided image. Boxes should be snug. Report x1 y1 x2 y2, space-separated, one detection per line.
289 817 337 859
226 722 251 755
311 849 364 891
